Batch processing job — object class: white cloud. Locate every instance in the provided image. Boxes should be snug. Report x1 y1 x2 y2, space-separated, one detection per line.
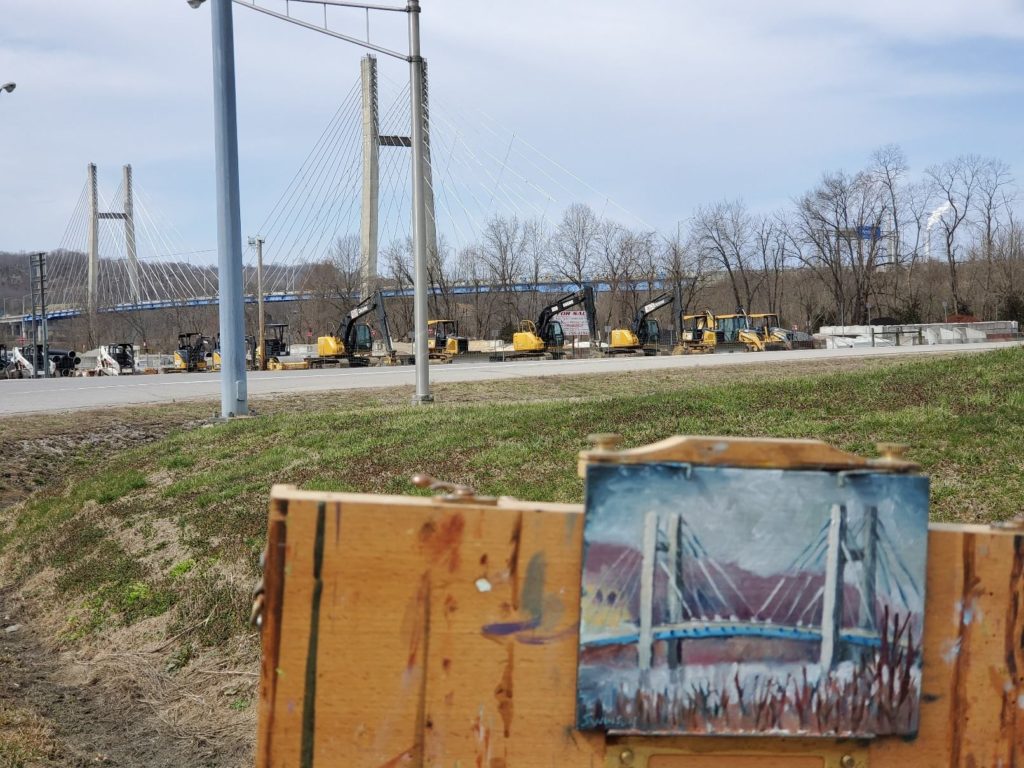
0 0 1021 253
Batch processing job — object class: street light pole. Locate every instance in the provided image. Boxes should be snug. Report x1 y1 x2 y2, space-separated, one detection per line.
407 0 431 404
208 0 248 417
190 0 431 406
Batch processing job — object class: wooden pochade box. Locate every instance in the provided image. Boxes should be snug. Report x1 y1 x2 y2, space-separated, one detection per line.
254 437 1024 767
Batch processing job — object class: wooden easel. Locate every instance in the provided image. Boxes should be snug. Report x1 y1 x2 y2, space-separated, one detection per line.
253 436 1024 767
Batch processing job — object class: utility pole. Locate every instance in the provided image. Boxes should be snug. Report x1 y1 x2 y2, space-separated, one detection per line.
28 263 38 370
29 252 48 378
408 0 431 403
250 236 266 370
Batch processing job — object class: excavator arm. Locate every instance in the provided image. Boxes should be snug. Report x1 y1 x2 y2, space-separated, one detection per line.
632 292 674 332
374 294 395 355
340 293 379 352
626 291 674 347
341 290 393 354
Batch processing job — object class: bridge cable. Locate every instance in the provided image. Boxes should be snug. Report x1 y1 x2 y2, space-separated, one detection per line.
262 83 364 290
258 81 362 291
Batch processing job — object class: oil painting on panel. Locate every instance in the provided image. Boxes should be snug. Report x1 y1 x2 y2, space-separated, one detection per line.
577 462 929 737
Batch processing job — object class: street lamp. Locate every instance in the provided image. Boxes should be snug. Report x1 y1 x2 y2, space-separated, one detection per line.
1 82 15 94
186 0 432 406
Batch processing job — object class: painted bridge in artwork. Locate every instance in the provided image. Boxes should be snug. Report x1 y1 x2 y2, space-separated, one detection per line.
581 504 921 671
582 621 891 649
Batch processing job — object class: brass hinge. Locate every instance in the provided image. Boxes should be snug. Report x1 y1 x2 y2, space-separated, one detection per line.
410 473 498 505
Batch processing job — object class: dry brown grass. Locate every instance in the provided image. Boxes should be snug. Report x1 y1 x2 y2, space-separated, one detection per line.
0 702 58 767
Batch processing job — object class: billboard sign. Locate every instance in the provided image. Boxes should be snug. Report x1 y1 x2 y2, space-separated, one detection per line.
557 310 592 337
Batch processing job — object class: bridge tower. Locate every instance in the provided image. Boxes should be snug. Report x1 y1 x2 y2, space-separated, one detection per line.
358 55 437 301
638 511 658 685
858 506 878 632
819 504 848 670
87 162 140 314
359 56 379 301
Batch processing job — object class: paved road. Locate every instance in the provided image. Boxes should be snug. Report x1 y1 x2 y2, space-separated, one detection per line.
0 341 1018 415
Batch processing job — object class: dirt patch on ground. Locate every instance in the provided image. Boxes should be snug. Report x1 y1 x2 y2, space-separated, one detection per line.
0 584 255 767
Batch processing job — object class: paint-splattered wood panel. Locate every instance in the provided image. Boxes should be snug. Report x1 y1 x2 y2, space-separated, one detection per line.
255 487 594 768
872 524 1024 768
256 487 1024 767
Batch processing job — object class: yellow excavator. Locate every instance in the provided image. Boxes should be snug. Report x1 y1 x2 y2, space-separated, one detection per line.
607 290 675 355
427 320 469 361
502 286 597 360
307 291 404 368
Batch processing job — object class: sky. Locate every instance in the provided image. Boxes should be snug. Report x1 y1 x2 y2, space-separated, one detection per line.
1 0 1023 259
584 462 928 612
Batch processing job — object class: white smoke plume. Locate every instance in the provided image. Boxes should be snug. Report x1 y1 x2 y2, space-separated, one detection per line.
925 202 952 260
926 201 952 230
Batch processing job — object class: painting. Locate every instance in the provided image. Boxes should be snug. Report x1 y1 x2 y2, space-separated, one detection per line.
576 462 929 737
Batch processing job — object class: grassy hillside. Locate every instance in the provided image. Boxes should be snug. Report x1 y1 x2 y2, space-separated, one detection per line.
0 348 1021 752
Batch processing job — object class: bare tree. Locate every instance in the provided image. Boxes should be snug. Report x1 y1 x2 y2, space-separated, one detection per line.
457 244 500 338
328 234 362 305
925 155 986 314
794 171 888 325
522 217 550 322
427 234 462 323
662 228 711 321
550 203 599 285
691 200 762 312
753 213 795 315
972 159 1015 318
596 219 628 328
871 145 909 268
616 228 658 325
481 214 528 330
996 213 1024 321
382 238 413 337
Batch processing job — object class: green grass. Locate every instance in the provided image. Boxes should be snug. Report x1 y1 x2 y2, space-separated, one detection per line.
2 348 1022 648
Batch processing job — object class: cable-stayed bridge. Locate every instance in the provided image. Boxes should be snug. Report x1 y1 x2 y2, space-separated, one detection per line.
581 504 921 673
16 55 651 330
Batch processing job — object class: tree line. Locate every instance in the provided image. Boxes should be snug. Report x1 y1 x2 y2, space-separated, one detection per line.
5 144 1022 352
312 144 1022 338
